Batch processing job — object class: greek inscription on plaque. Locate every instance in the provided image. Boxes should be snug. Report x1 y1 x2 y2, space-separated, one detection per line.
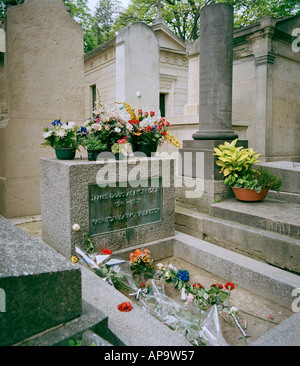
89 178 162 235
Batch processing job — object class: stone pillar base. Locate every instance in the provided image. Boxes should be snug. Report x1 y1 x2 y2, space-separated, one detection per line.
175 176 234 214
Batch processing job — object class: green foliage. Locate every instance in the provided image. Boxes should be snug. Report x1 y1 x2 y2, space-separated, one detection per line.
41 120 82 150
214 140 282 192
83 134 107 151
62 0 98 52
214 139 260 180
1 0 298 50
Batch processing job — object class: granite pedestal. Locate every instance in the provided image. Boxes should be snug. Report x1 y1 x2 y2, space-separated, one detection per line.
40 156 175 258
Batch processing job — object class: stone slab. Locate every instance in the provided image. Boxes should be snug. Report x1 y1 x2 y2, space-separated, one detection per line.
0 215 82 346
259 161 300 194
18 300 121 346
250 311 300 346
40 157 175 258
175 205 300 274
209 198 300 239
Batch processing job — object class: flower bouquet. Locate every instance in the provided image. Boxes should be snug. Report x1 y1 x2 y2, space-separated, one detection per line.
129 248 155 282
81 94 128 159
122 99 182 157
41 120 82 159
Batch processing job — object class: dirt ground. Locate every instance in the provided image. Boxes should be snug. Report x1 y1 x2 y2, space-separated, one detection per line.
155 257 293 346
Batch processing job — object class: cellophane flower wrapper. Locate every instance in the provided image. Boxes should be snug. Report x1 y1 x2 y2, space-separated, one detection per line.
139 279 228 346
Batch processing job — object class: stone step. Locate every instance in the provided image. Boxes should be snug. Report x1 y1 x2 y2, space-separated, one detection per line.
17 301 121 346
209 198 300 239
175 205 300 274
0 215 82 346
259 161 300 194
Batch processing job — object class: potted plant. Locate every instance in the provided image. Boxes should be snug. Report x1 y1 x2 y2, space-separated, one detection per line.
122 100 182 157
82 93 128 156
41 120 81 160
83 134 108 161
214 139 282 201
111 137 128 160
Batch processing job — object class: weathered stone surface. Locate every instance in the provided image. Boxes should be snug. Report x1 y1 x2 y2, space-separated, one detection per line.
259 161 300 194
40 157 175 258
0 214 82 346
0 0 85 218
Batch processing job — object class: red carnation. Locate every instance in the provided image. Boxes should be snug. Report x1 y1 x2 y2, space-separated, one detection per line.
117 302 133 312
102 249 112 255
146 125 151 132
150 111 155 117
225 282 235 290
193 283 203 289
161 130 167 136
129 120 135 125
211 283 223 289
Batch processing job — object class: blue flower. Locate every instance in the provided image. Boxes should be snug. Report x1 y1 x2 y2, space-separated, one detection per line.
51 119 62 127
177 269 189 282
77 126 87 135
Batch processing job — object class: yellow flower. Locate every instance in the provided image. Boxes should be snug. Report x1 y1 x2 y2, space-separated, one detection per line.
71 256 79 263
123 103 137 120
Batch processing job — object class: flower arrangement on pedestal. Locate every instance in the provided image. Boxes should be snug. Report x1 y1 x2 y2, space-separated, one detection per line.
120 93 182 156
41 119 81 159
81 95 128 160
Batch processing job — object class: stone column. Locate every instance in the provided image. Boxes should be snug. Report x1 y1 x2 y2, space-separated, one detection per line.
193 3 238 140
176 4 246 212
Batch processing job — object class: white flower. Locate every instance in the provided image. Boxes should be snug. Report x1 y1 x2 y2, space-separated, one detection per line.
72 223 81 231
136 91 142 98
104 124 110 131
91 123 101 131
42 130 53 139
156 263 164 270
55 129 67 138
63 121 76 130
114 127 121 133
164 271 172 280
126 123 133 131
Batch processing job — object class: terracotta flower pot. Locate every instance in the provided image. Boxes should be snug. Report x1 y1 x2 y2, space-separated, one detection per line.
232 187 269 202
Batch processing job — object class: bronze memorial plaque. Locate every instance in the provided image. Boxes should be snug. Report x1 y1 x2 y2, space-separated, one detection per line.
89 178 162 235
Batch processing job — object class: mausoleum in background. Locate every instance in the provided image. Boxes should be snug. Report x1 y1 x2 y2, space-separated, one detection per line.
0 0 299 218
84 12 300 162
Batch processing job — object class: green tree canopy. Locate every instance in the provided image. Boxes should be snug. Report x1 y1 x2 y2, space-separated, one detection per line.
113 0 300 42
0 0 299 49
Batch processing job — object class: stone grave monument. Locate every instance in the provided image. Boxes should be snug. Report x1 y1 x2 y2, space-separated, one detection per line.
40 156 175 259
0 0 85 219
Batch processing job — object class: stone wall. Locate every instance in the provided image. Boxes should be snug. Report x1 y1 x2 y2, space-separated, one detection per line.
0 0 85 218
162 16 300 163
